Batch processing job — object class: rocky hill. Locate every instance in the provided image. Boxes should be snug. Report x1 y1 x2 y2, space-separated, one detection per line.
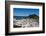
13 14 39 20
13 14 39 28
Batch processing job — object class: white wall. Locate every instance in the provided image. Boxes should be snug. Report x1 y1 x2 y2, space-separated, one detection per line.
0 0 46 36
0 0 5 36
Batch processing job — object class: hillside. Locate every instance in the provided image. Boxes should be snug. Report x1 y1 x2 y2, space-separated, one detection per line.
13 14 39 19
13 14 39 28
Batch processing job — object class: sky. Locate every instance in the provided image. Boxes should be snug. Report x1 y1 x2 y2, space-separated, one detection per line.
13 8 39 16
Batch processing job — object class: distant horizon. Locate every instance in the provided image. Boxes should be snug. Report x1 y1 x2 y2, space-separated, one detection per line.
13 8 39 16
13 14 39 16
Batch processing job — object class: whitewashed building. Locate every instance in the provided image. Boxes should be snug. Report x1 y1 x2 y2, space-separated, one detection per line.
13 18 39 28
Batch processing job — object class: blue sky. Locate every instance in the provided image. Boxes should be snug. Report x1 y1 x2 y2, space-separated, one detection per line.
13 8 39 16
